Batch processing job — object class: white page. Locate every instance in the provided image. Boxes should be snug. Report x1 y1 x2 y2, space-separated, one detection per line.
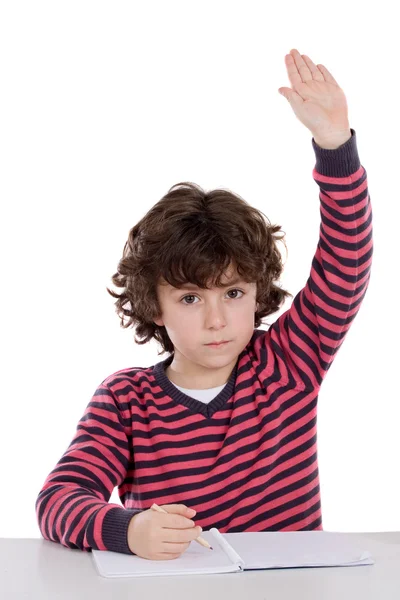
92 530 240 578
224 531 374 569
92 530 374 578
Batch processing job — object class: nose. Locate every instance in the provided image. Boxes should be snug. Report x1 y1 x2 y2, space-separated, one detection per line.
204 302 227 329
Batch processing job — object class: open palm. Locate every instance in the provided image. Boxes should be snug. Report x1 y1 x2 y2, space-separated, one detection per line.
279 49 350 137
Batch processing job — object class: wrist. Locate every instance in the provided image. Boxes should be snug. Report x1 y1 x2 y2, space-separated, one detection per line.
127 513 140 554
313 129 352 150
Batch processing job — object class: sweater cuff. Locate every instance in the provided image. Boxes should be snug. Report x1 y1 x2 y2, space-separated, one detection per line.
312 128 361 177
101 506 142 555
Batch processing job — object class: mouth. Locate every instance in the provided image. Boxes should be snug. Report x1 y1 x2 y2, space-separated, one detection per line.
205 341 230 347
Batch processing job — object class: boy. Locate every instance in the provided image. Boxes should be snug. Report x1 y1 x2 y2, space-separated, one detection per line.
35 49 373 561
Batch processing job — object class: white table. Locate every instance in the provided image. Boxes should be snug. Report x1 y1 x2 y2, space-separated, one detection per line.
1 533 400 599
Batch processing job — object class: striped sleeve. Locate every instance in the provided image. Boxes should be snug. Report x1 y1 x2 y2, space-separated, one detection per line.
35 383 140 554
256 129 373 391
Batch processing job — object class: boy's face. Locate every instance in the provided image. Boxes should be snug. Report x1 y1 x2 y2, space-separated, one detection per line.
154 264 258 379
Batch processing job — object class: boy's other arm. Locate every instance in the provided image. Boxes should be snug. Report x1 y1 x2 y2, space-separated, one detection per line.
35 382 141 555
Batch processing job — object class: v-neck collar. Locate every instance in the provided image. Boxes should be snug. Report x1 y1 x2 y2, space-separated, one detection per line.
153 352 241 419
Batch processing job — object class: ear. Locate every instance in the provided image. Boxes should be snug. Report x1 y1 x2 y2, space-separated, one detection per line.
154 317 164 326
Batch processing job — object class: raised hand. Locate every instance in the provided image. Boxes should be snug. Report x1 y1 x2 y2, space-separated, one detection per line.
279 49 351 146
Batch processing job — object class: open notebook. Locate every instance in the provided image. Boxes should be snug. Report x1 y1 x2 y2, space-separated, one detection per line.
92 529 374 578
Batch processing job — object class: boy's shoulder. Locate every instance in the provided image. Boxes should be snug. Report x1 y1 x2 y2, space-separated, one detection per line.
100 364 156 390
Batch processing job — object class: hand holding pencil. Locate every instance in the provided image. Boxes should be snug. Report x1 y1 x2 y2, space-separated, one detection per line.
127 502 212 560
151 504 213 550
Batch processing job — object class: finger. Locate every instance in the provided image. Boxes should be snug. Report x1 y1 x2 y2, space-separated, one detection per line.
161 541 191 553
316 63 340 87
162 514 197 529
287 49 313 84
162 526 203 543
285 54 303 88
160 504 195 516
301 54 325 81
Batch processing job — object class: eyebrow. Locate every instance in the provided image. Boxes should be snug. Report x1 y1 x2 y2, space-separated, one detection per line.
170 276 246 292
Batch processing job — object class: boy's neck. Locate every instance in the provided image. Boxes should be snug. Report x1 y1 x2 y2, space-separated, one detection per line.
165 358 237 390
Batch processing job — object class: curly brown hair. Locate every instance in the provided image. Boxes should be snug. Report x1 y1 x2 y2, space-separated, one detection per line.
106 182 293 356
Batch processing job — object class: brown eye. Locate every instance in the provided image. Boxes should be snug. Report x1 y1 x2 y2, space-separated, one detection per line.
227 289 244 299
180 289 244 305
181 295 197 305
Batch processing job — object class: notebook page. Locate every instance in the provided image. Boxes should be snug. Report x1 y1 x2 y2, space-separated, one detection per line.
223 531 374 569
92 530 241 578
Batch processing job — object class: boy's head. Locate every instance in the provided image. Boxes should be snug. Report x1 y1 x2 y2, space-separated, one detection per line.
153 260 259 376
107 181 293 358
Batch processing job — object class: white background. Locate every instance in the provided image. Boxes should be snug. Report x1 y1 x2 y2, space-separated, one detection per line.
1 0 399 537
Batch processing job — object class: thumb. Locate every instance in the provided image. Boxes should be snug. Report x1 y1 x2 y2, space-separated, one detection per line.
160 504 196 516
278 87 292 101
278 87 304 107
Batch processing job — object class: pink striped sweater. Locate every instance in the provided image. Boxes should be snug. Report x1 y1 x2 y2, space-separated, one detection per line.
35 129 373 554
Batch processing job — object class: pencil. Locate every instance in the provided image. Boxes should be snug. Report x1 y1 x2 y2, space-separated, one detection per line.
150 503 213 550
